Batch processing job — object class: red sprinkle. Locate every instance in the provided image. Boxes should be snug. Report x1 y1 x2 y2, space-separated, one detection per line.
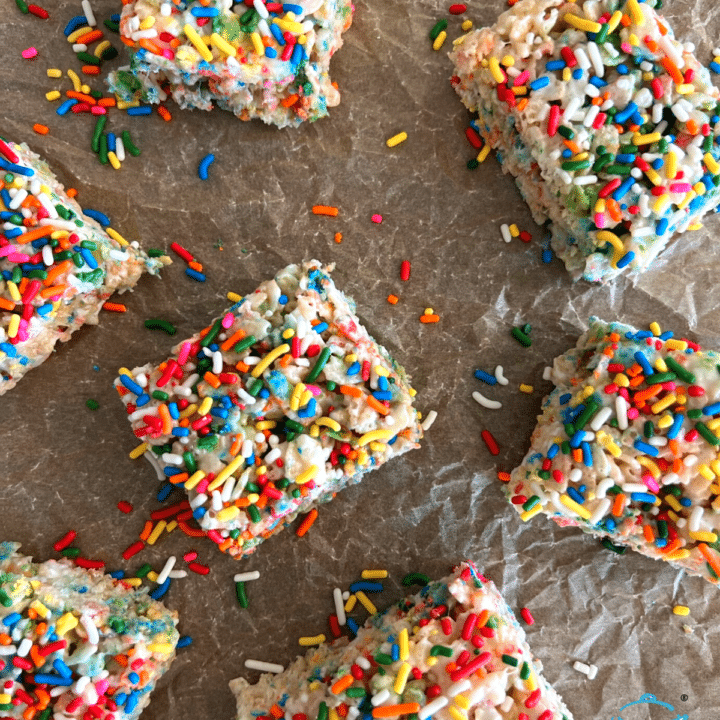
170 241 194 263
117 501 134 514
520 607 534 625
28 4 49 18
400 260 411 281
547 105 560 136
441 617 453 635
188 561 210 575
53 530 77 552
525 689 541 709
329 614 341 638
560 46 577 67
448 4 467 13
122 541 145 560
371 213 383 224
75 557 105 570
465 127 483 149
481 429 499 455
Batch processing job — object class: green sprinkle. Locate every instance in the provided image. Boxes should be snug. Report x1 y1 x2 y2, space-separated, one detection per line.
0 589 12 607
229 529 241 539
374 653 394 665
664 356 695 383
561 160 591 171
248 504 261 523
511 326 532 347
430 645 453 657
15 0 28 10
467 158 479 170
649 372 675 383
183 451 196 473
92 116 106 153
687 408 702 419
557 125 575 140
72 252 86 268
305 346 332 383
429 19 448 41
284 418 304 433
136 563 152 578
85 398 99 410
345 688 366 698
604 164 633 175
152 390 169 401
485 616 498 629
27 269 48 280
197 435 219 450
98 133 109 165
236 581 248 607
591 155 613 172
401 572 430 586
37 709 52 720
234 335 257 352
594 23 609 43
601 538 627 554
61 548 80 558
696 421 720 446
520 661 531 680
104 18 120 31
574 400 599 430
121 130 141 156
560 440 571 454
522 495 540 512
76 51 101 65
501 654 518 666
564 423 576 438
80 240 97 250
326 380 337 392
147 248 166 257
247 377 263 397
100 45 119 61
657 519 668 538
200 318 223 347
538 470 551 480
144 318 177 335
643 420 654 438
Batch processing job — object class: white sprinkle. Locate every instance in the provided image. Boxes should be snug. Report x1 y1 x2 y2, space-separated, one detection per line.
590 406 612 431
234 571 261 582
500 223 512 243
621 483 649 493
130 28 158 40
82 0 96 26
347 708 360 720
583 105 600 127
564 96 583 120
245 659 284 673
574 174 598 186
16 638 32 657
0 646 16 656
72 43 88 52
634 88 653 108
689 505 703 533
160 3 172 16
671 102 689 122
211 490 223 511
80 614 99 646
355 655 371 669
472 390 501 410
589 497 611 526
253 0 269 17
42 244 54 266
190 493 208 509
156 556 177 585
212 350 223 374
659 35 684 68
573 660 590 675
587 664 598 680
241 439 254 458
495 365 509 385
9 189 28 210
334 587 346 626
499 696 514 713
652 103 664 124
574 47 591 70
616 395 628 430
542 366 553 381
595 477 614 501
169 570 187 579
586 41 603 76
421 410 438 431
569 468 583 484
419 697 449 720
221 476 236 503
264 448 281 464
447 679 471 697
371 689 391 707
161 452 184 465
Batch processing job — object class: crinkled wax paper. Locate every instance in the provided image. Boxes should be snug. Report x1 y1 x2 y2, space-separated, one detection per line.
2 0 720 718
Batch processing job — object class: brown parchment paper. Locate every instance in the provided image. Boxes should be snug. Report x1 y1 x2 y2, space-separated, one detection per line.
2 1 720 718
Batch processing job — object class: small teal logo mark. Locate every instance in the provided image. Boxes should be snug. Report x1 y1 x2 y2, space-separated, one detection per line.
611 694 688 720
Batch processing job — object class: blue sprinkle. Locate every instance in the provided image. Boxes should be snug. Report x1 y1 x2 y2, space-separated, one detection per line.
559 393 571 405
278 294 288 304
198 153 215 181
265 46 278 59
349 581 383 593
655 537 668 547
5 227 23 239
659 331 674 340
651 158 664 170
0 342 17 357
270 23 285 45
0 158 34 176
110 570 125 579
542 247 553 264
290 42 303 66
572 68 584 79
150 578 171 600
589 76 607 87
378 376 389 391
64 15 88 36
679 497 692 507
633 439 659 457
703 402 720 416
391 643 400 661
107 132 116 153
474 369 497 385
127 105 153 115
711 61 720 74
177 635 193 648
581 441 593 467
53 659 73 679
346 362 361 376
528 76 550 90
211 407 229 418
83 208 111 227
570 430 586 449
111 13 120 22
372 390 392 401
567 486 585 504
2 613 21 627
191 6 219 15
168 402 180 419
80 247 98 269
616 63 629 75
615 153 636 163
656 217 669 235
33 674 73 686
346 618 359 636
614 101 638 124
612 177 635 201
193 507 207 520
631 492 656 504
616 251 635 269
125 692 139 715
667 413 684 440
283 3 303 12
163 467 182 477
185 268 206 282
157 482 174 502
120 374 144 395
172 427 190 437
561 149 573 158
547 443 560 460
136 392 151 407
633 351 654 376
128 672 140 684
313 322 329 334
545 59 566 71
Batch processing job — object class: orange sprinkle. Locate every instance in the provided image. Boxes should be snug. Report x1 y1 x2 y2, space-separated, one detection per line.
98 97 116 107
312 205 339 217
203 371 221 389
188 260 203 272
158 105 172 122
340 385 363 397
281 93 299 108
138 38 163 54
234 497 251 508
661 537 682 555
367 395 389 416
178 520 206 538
387 294 399 305
296 508 318 537
634 384 662 403
0 633 11 646
168 472 189 485
331 674 355 695
221 329 246 351
279 353 292 368
572 448 583 463
606 198 622 222
612 493 626 517
229 436 243 457
656 19 668 35
81 65 101 75
629 374 646 388
139 521 153 541
686 119 699 135
620 13 631 26
40 284 67 299
643 525 655 543
645 38 658 53
13 224 56 244
114 653 129 667
563 139 581 154
32 123 49 135
23 706 36 720
76 29 103 44
0 298 15 311
420 314 440 323
218 538 233 552
102 302 127 312
334 232 343 243
626 363 643 377
661 56 683 84
270 705 284 719
516 97 528 112
372 705 421 719
497 471 511 482
698 543 720 579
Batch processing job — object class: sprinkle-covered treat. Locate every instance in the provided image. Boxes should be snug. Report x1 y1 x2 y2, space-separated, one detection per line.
0 139 167 395
108 0 353 128
0 541 179 720
114 260 423 559
450 0 720 282
510 318 720 584
230 562 573 720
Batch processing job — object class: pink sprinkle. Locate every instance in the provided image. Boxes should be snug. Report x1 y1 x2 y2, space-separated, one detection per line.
21 47 38 60
195 479 210 494
627 407 640 420
594 213 606 228
520 607 534 625
183 551 198 562
642 473 660 494
371 214 383 224
221 312 234 329
177 341 192 365
90 106 107 115
620 42 632 53
513 70 529 87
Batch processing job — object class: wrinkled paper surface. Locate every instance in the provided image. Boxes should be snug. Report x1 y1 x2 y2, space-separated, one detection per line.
2 0 720 718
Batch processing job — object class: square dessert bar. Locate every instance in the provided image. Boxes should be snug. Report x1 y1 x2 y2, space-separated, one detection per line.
230 562 573 720
451 0 720 282
108 0 353 128
0 541 178 720
0 139 166 395
115 260 423 559
510 318 720 583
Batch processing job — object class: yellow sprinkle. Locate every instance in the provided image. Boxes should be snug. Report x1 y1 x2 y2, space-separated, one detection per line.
487 56 504 83
432 30 447 51
677 190 696 210
666 549 690 561
672 605 690 616
694 181 706 196
299 389 313 408
45 90 62 101
399 627 409 660
596 229 624 255
108 151 121 170
55 613 78 636
166 520 178 533
147 643 175 654
627 0 644 25
676 83 695 95
309 425 320 438
704 152 720 175
665 339 688 351
648 321 661 337
7 314 20 339
80 83 91 94
296 465 318 485
525 673 537 692
146 571 159 582
665 151 677 179
560 494 592 520
227 291 242 302
209 32 237 57
316 417 341 432
67 68 81 91
106 227 129 246
477 145 491 162
46 67 62 78
217 506 240 522
633 132 661 146
711 459 720 476
299 634 326 646
520 504 543 522
282 328 295 339
644 168 662 186
93 40 111 58
688 222 703 231
129 442 149 459
607 9 623 32
122 577 143 587
562 67 572 82
290 382 306 412
651 194 669 214
519 384 534 394
250 31 264 55
184 24 213 62
355 590 377 615
147 520 167 545
651 393 676 414
426 656 438 667
689 530 718 543
207 455 245 491
256 420 277 431
30 601 50 619
179 403 197 419
448 706 466 720
614 373 630 387
0 695 10 705
345 353 358 363
454 695 470 711
356 449 370 466
386 131 408 148
664 495 682 513
461 19 472 31
139 15 155 29
67 26 92 43
564 13 602 33
637 456 661 478
357 429 394 446
508 223 520 237
394 662 412 694
251 343 290 377
344 594 357 613
274 18 304 33
197 396 213 416
596 431 622 458
247 493 260 504
361 569 388 579
657 414 673 429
